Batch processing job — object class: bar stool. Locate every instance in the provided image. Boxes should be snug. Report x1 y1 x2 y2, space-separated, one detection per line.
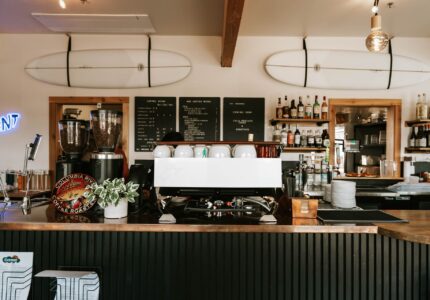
35 270 100 300
0 252 33 300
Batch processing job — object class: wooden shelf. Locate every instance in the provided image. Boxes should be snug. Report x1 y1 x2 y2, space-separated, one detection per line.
405 120 430 127
270 118 329 126
405 147 430 153
361 144 386 148
156 141 280 146
282 147 326 152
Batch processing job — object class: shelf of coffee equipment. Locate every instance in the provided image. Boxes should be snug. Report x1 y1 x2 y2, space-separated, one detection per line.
405 147 430 153
155 141 280 145
282 147 327 152
405 120 430 127
270 119 329 126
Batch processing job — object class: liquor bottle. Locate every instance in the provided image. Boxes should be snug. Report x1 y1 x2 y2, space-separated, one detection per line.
427 124 430 147
282 95 290 119
307 130 315 147
300 130 307 147
322 129 330 148
315 130 322 148
280 124 288 146
416 125 426 148
287 125 294 147
321 161 328 185
416 94 422 120
272 125 281 142
290 99 298 119
409 127 416 148
421 93 428 120
321 96 328 120
276 97 283 119
294 125 301 147
297 97 305 119
305 95 312 119
313 95 320 119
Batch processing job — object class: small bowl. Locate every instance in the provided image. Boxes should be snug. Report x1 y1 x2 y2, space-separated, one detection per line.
208 145 231 158
174 145 193 158
233 145 257 158
153 145 171 158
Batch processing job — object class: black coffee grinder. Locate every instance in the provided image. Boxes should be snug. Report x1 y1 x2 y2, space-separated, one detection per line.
89 110 124 183
56 110 90 182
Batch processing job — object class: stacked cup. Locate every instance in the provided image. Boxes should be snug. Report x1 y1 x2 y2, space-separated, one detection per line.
331 180 356 208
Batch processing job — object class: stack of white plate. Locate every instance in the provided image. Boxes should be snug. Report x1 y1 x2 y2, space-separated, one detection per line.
323 184 332 203
331 180 356 208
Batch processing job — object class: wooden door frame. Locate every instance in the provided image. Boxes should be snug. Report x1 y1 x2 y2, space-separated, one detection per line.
328 98 402 177
49 97 129 183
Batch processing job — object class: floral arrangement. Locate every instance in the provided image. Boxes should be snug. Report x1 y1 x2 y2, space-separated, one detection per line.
84 178 139 208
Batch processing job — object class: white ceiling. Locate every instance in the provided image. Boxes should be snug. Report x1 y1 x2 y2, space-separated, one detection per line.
0 0 429 37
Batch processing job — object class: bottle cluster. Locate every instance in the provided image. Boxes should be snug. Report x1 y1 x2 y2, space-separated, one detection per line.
416 93 429 120
409 124 430 148
276 95 328 120
273 125 330 149
300 154 332 188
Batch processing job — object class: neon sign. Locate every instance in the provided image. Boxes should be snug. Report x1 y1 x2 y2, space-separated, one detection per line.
0 113 20 133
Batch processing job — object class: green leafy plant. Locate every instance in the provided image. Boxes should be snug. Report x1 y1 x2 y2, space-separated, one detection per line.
84 178 139 208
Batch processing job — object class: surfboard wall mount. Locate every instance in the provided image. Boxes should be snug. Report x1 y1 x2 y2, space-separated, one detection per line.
265 41 430 90
24 35 192 89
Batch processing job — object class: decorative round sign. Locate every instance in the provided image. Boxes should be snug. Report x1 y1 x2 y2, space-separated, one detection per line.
52 173 97 215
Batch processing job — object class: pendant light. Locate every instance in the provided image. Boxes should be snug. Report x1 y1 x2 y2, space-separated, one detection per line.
59 0 66 9
365 0 389 52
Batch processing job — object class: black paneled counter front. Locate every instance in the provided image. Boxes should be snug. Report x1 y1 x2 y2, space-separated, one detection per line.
0 205 429 299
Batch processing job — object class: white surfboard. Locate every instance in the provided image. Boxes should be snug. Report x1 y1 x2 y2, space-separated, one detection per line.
25 49 191 88
265 49 430 90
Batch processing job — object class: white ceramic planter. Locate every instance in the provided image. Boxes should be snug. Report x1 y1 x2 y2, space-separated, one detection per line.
104 198 128 219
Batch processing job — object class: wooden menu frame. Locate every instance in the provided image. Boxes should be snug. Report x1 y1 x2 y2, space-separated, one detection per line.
328 99 402 177
49 97 129 183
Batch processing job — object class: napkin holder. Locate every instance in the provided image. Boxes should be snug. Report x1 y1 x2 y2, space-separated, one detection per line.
291 198 318 219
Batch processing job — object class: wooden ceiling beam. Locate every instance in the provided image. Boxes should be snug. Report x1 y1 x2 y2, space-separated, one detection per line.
221 0 245 67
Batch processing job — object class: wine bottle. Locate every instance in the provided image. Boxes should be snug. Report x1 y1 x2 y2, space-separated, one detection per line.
287 125 294 147
416 94 422 120
409 127 416 148
307 130 315 147
313 95 320 119
297 97 305 119
276 97 283 119
321 96 328 120
290 99 298 119
421 93 428 120
305 95 312 119
294 125 301 147
280 124 288 146
282 95 290 119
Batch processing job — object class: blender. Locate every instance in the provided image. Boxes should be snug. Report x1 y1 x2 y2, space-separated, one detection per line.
56 119 90 182
89 110 124 183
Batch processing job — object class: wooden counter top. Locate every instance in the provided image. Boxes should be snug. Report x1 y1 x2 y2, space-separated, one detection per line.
0 205 429 244
0 204 377 234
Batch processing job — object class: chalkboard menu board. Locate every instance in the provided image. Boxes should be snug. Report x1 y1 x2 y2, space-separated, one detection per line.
223 97 265 141
135 97 176 151
179 97 220 141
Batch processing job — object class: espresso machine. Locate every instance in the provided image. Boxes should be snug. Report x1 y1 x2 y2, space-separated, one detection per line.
56 110 90 182
89 110 123 183
153 157 282 224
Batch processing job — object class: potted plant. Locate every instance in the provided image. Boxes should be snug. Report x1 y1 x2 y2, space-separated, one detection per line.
84 178 139 219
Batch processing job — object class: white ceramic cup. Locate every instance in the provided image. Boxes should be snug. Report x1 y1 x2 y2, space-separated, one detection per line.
232 144 257 158
194 145 208 158
153 145 171 158
174 145 193 158
208 145 231 158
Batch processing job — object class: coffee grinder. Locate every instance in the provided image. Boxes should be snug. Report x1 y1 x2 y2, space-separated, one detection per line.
89 110 123 183
56 110 90 182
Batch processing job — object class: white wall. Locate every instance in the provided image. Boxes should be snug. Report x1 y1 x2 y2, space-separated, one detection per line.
0 34 429 170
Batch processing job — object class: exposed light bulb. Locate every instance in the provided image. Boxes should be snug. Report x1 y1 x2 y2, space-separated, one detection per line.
59 0 66 9
365 14 389 52
371 5 379 14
